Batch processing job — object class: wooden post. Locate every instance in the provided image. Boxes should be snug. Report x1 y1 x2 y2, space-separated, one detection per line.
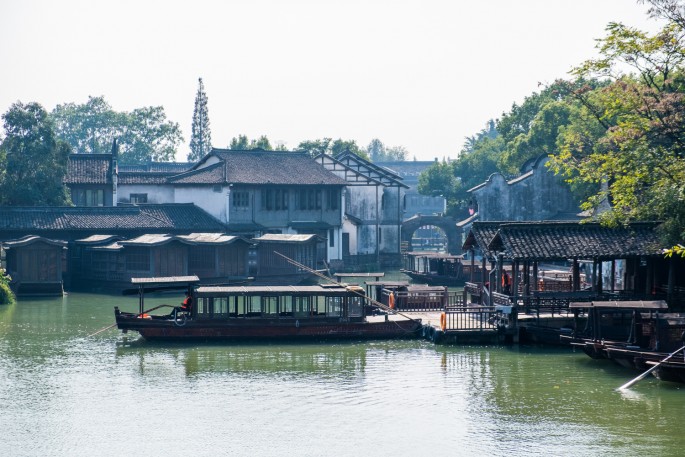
496 254 503 293
610 260 616 292
646 258 654 296
572 258 580 292
533 261 539 292
470 248 475 283
512 260 519 299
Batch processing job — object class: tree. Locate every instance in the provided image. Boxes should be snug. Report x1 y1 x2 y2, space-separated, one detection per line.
0 102 71 206
549 12 685 244
297 138 369 160
417 160 460 216
51 96 183 164
367 138 385 161
188 77 212 161
228 134 275 150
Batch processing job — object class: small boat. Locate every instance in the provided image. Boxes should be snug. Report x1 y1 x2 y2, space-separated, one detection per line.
562 299 685 383
114 276 422 342
401 252 467 286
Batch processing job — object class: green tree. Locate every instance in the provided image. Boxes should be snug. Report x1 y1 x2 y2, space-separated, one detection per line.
367 138 385 161
297 138 369 160
51 96 182 164
417 160 460 215
188 77 211 161
549 12 685 244
228 134 275 150
0 102 71 206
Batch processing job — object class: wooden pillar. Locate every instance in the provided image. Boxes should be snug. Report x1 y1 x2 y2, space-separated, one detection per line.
668 256 675 303
470 248 475 283
645 258 653 296
572 258 580 292
481 255 488 285
496 254 503 293
512 260 519 299
524 260 530 296
597 261 603 293
592 260 598 292
610 260 616 292
533 261 539 292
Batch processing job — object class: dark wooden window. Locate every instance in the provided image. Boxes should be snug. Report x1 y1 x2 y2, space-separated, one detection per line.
130 193 147 204
233 191 249 208
125 247 150 271
327 189 339 210
329 229 335 247
189 246 214 272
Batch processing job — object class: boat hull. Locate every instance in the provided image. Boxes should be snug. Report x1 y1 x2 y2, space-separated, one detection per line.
115 310 422 342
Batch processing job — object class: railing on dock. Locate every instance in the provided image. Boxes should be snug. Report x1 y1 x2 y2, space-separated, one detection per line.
379 286 465 311
443 306 504 332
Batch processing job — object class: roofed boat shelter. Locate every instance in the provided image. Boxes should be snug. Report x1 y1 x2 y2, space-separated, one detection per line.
462 221 684 308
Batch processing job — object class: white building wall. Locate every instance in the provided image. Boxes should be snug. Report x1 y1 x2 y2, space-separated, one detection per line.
174 186 228 222
117 184 175 204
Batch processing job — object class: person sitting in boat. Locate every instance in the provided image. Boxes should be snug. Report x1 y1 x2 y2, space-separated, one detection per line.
173 291 193 317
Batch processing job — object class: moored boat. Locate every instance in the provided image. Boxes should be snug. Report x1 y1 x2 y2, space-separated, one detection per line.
115 276 422 341
401 252 467 286
562 299 685 383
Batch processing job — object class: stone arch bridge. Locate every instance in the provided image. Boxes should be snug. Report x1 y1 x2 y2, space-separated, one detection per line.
401 214 461 254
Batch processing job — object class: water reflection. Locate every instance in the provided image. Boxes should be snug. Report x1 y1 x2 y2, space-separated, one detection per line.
3 292 685 457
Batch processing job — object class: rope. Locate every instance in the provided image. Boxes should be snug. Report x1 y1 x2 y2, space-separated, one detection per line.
86 304 175 338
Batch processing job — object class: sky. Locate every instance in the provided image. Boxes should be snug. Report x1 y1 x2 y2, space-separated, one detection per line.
0 0 667 162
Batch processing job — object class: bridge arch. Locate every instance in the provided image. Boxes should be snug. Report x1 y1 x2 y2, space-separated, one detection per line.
402 215 461 254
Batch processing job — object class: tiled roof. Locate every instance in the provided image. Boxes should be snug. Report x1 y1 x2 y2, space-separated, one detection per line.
0 204 226 232
3 235 68 248
172 149 348 186
118 162 195 185
118 162 193 173
462 221 502 258
64 154 112 184
167 162 225 185
118 172 179 185
488 222 663 260
253 234 319 243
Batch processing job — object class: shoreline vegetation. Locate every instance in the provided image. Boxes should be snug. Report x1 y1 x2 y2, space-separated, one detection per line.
0 269 15 305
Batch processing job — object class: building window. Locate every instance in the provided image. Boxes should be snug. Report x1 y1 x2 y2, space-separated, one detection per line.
299 189 321 210
233 191 249 208
329 229 335 248
327 189 339 210
261 189 289 211
130 193 147 204
125 247 150 271
73 188 105 207
189 246 214 271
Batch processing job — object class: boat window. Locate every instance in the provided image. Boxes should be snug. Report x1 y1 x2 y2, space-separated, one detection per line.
262 296 278 316
213 297 228 317
326 296 343 317
348 296 364 317
279 295 293 317
246 296 261 317
294 296 311 318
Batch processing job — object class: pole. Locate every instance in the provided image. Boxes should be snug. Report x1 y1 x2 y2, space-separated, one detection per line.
617 345 685 390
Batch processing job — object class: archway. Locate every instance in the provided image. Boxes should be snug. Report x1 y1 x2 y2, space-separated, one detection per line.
402 215 461 254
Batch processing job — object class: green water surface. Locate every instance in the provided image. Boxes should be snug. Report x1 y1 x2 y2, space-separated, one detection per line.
0 291 683 457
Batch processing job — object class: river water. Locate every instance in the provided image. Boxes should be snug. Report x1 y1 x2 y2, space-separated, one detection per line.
1 291 684 457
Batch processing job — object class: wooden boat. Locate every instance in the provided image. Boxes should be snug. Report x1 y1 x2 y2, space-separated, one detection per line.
114 276 422 342
401 252 467 286
562 300 685 383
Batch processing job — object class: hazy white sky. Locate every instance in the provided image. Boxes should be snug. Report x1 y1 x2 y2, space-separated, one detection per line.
0 0 665 161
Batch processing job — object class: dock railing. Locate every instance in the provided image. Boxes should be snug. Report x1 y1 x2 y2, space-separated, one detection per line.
443 306 504 332
381 287 450 312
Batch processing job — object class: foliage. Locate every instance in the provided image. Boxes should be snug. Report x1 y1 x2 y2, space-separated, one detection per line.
228 134 287 151
664 244 685 257
417 159 462 216
0 102 71 206
549 9 685 245
296 138 369 160
366 138 409 161
0 270 15 305
188 78 212 161
51 96 183 164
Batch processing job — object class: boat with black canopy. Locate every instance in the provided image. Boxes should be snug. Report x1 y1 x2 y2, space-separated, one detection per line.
114 276 422 341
